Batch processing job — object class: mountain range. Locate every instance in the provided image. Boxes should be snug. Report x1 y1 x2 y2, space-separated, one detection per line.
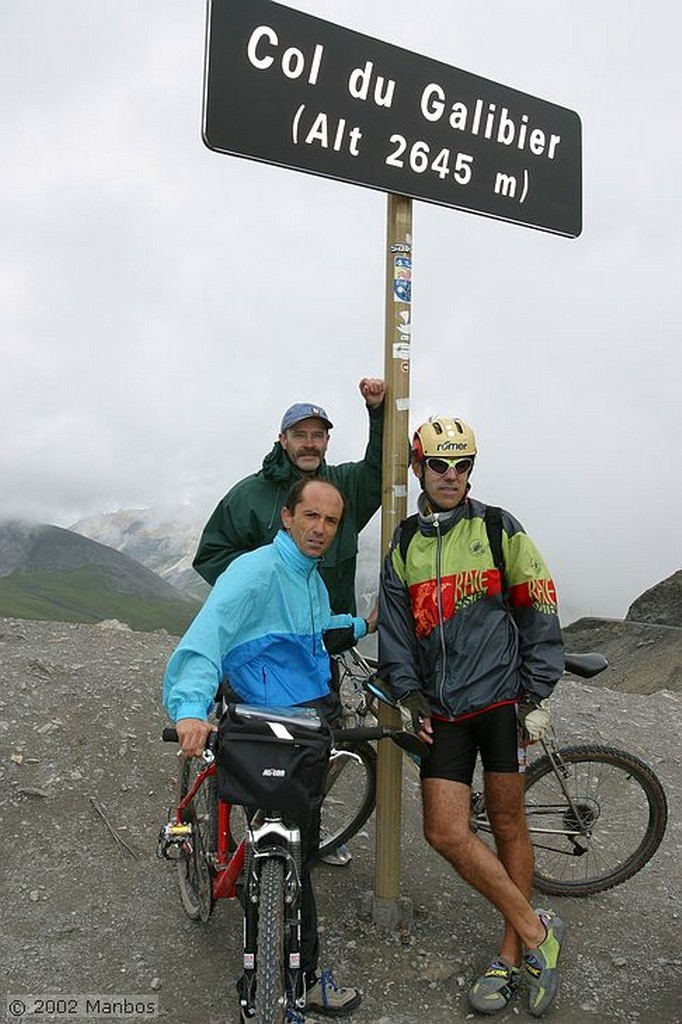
66 509 682 693
0 519 201 634
70 506 210 601
70 505 381 616
1 509 680 693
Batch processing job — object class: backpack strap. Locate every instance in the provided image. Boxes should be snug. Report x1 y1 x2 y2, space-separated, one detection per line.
398 513 420 564
485 505 509 607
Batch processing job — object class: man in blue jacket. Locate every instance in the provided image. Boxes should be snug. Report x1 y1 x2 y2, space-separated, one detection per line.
164 478 374 1019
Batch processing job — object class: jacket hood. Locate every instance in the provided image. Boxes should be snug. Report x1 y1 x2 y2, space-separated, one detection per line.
262 441 327 484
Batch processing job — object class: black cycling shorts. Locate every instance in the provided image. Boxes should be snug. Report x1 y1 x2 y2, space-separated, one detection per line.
420 703 525 786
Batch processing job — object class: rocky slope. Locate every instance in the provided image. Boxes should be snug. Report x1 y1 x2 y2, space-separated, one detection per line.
626 569 682 628
1 615 680 1024
563 617 682 694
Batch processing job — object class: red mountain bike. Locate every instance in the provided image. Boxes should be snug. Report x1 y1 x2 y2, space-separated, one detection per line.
158 703 422 1024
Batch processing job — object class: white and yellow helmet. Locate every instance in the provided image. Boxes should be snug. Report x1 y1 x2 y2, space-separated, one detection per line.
411 416 477 463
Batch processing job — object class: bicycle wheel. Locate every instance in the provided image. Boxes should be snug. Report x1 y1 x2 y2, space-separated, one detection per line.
317 741 377 859
526 744 668 897
255 858 287 1024
176 756 217 921
335 650 379 727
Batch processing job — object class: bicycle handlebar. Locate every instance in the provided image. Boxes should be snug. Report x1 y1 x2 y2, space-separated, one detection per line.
161 725 389 744
162 722 426 757
162 726 219 754
332 725 388 743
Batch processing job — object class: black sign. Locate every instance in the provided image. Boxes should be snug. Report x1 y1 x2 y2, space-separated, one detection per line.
203 0 582 237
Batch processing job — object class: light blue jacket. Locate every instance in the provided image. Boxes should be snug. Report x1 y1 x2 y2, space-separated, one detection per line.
163 529 368 723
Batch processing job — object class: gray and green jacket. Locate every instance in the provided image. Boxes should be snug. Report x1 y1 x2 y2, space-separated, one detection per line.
378 494 564 719
193 404 384 614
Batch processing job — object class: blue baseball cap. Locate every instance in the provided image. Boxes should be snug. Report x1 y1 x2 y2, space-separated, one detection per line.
280 402 333 433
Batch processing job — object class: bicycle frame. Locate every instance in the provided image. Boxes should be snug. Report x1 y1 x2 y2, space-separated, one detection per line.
523 738 595 843
172 759 245 901
471 736 590 841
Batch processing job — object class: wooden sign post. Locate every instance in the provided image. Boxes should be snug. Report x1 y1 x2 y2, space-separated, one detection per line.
372 192 413 925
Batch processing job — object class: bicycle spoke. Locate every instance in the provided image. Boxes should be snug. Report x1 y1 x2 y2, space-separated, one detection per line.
318 742 376 857
525 745 667 896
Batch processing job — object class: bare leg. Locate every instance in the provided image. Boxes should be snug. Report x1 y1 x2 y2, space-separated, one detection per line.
484 771 534 965
422 778 544 950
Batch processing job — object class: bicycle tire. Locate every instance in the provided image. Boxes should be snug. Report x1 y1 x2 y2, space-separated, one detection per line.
255 858 287 1024
176 756 217 921
526 744 668 897
317 740 377 859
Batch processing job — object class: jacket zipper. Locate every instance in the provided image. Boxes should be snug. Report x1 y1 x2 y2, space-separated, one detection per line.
433 515 448 710
307 566 317 655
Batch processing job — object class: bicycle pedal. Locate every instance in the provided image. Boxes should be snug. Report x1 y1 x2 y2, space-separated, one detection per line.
156 821 193 860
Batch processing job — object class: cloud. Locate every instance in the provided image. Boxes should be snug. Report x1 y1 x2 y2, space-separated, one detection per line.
2 1 681 623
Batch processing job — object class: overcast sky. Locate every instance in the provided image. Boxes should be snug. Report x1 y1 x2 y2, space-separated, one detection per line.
2 1 680 625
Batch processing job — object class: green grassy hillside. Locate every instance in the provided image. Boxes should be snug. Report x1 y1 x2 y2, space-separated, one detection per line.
0 565 201 635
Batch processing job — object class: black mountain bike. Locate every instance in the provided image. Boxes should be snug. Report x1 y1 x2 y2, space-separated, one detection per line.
320 648 669 897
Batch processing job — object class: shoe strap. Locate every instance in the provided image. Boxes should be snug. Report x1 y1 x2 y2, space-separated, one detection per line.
485 959 519 980
320 968 340 995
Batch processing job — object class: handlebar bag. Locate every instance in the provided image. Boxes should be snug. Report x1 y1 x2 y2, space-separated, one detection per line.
216 707 332 824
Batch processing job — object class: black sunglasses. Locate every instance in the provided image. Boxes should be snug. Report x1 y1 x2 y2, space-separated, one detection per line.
425 456 474 476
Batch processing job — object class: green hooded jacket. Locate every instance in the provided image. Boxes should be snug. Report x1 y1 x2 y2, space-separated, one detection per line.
192 404 384 613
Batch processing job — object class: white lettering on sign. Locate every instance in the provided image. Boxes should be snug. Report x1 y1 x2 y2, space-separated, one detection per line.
293 105 363 155
247 25 324 86
304 113 362 154
420 85 561 160
203 4 581 235
347 61 396 108
386 136 473 185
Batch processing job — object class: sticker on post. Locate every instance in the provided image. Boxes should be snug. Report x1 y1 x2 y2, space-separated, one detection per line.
393 256 412 303
395 310 412 337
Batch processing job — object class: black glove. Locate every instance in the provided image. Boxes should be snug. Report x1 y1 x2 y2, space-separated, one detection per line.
397 690 431 733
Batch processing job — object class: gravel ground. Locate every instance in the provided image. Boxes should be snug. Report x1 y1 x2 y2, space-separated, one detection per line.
1 617 680 1024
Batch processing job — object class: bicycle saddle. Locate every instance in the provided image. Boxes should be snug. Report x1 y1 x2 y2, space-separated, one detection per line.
564 651 609 678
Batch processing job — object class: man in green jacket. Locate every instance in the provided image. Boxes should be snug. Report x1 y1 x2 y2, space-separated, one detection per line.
193 377 385 615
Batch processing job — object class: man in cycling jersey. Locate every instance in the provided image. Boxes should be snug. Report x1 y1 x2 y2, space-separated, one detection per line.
378 416 566 1018
164 478 375 1020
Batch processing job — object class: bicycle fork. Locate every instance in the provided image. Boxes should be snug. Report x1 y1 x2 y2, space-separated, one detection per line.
241 817 305 1019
